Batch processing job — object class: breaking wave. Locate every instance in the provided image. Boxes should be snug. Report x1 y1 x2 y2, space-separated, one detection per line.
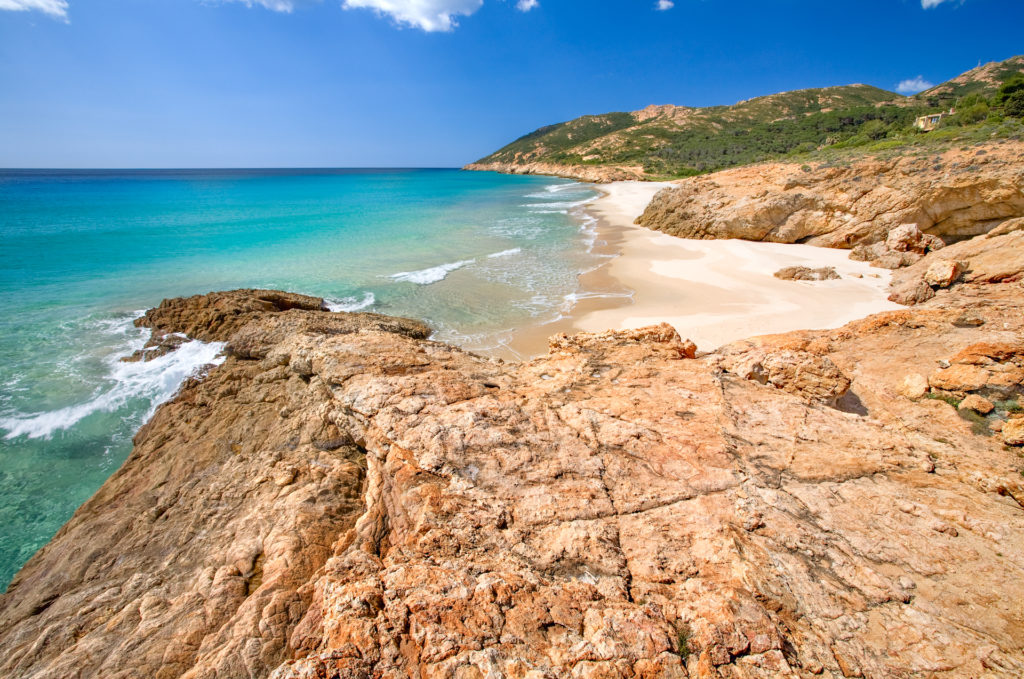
389 259 475 285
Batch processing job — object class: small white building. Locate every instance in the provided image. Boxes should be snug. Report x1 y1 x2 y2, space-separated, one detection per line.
914 108 956 132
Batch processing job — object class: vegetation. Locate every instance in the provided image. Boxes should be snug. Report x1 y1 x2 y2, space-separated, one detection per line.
674 623 692 659
993 398 1022 414
926 392 962 409
475 56 1024 178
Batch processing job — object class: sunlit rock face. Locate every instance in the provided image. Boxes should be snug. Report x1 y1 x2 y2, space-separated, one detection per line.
636 141 1024 250
1 280 1023 679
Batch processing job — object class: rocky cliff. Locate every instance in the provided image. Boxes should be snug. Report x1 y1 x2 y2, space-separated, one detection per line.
635 140 1024 249
462 161 647 183
2 262 1023 677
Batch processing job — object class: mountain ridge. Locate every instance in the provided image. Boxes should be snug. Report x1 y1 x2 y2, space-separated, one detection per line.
467 55 1024 181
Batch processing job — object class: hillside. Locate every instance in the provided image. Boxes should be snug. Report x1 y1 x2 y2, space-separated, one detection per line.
467 55 1024 180
914 55 1024 102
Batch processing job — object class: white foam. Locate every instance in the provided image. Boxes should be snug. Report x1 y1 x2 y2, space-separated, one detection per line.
389 259 475 285
0 339 226 440
524 183 583 198
487 248 522 259
325 292 376 312
523 198 595 210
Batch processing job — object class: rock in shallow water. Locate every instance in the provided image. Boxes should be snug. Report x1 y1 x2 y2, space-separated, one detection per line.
772 266 840 281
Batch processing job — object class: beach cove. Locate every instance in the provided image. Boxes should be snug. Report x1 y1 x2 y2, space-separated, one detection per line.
505 180 903 357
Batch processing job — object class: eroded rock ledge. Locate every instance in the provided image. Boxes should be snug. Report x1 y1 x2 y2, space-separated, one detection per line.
636 140 1024 249
1 284 1023 678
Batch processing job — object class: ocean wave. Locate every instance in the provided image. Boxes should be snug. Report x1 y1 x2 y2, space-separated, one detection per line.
389 259 475 285
0 339 226 440
559 289 634 315
544 182 582 193
523 199 595 210
524 183 583 198
325 292 376 312
487 248 522 259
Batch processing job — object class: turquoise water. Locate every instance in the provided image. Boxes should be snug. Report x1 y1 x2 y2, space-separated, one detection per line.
0 168 601 588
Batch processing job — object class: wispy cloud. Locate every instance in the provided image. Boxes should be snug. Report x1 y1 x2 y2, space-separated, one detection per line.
896 75 934 94
1 0 522 30
656 0 674 9
342 0 484 31
220 0 323 12
0 0 69 20
921 0 962 8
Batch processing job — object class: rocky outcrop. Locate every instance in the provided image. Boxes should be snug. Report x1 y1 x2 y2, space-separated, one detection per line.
636 141 1024 248
772 266 840 281
2 285 1024 678
463 161 647 183
0 293 430 679
848 223 947 269
888 225 1024 305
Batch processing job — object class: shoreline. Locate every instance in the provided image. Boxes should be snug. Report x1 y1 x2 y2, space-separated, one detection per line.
500 179 903 358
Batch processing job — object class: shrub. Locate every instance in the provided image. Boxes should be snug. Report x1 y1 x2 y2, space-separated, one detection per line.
675 624 692 658
1003 90 1024 119
860 119 888 140
956 92 989 109
993 74 1024 108
957 103 990 125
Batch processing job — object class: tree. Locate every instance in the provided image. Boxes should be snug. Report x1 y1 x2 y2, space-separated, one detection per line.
859 119 887 140
1004 90 1024 119
993 74 1024 108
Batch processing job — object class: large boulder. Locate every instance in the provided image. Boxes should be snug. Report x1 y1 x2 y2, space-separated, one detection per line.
773 265 840 281
635 142 1024 248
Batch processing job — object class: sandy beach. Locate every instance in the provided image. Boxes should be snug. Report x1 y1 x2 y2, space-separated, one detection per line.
505 180 903 357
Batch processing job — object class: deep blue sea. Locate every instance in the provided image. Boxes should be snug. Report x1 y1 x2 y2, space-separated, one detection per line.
0 168 601 588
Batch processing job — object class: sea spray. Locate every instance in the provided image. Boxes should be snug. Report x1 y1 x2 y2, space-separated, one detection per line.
1 338 226 440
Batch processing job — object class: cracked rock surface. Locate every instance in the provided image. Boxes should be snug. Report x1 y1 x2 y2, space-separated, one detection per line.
1 284 1023 678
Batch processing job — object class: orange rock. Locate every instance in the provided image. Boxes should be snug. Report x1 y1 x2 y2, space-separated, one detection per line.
1004 418 1024 446
2 286 1024 679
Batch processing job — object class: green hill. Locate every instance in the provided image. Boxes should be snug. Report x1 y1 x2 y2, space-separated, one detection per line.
914 55 1024 103
472 56 1024 179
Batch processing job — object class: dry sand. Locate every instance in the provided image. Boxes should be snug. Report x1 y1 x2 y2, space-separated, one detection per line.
503 180 903 357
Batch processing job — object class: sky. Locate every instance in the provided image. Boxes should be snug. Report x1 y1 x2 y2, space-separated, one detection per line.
1 0 1022 167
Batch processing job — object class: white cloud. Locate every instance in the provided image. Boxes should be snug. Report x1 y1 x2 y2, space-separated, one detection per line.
921 0 964 7
0 0 68 20
221 0 322 12
516 0 538 11
896 75 934 94
656 0 674 9
342 0 484 31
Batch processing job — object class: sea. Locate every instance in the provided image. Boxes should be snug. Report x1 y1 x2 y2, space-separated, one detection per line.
0 168 604 588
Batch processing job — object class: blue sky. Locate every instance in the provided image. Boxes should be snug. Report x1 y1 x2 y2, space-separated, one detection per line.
1 0 1021 167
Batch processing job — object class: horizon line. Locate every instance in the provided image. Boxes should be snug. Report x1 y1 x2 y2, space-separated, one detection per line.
0 166 464 171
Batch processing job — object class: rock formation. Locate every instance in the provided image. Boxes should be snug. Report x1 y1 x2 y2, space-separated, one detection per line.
2 276 1024 677
462 161 647 183
888 220 1024 305
635 141 1024 248
772 266 840 281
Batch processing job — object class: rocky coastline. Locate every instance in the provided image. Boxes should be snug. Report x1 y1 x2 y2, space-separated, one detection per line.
463 161 648 184
2 232 1023 678
4 135 1024 679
